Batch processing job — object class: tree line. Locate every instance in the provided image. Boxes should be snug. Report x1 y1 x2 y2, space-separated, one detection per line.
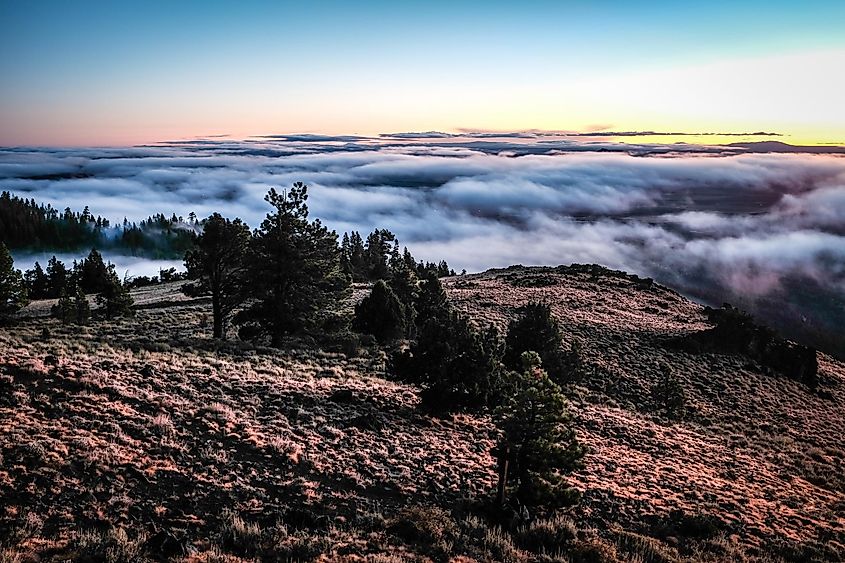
0 245 133 324
0 191 196 258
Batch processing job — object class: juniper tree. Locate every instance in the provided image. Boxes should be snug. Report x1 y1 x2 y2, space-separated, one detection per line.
353 280 406 344
234 184 350 343
395 308 504 412
183 213 250 339
495 352 585 509
0 242 28 322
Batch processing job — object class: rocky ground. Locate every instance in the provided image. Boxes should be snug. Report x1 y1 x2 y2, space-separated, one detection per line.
1 266 843 562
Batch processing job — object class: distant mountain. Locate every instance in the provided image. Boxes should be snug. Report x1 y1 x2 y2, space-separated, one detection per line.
728 141 845 153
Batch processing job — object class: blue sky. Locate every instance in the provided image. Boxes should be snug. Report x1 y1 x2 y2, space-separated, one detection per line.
1 1 844 145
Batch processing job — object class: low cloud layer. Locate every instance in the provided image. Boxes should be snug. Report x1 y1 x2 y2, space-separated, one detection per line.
2 137 844 352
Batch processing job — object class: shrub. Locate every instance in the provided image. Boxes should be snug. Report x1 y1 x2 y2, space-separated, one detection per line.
388 506 457 547
515 514 577 554
393 310 504 412
568 537 619 563
74 527 148 563
219 511 263 557
650 365 686 420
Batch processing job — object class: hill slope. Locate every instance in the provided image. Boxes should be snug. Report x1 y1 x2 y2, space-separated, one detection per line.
1 266 843 562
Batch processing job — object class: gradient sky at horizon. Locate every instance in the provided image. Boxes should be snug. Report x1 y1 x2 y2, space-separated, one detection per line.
1 0 844 147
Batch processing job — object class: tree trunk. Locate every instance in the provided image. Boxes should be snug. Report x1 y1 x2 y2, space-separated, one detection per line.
496 443 510 506
212 292 223 339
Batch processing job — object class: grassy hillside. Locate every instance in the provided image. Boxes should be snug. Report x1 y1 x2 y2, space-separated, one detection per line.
1 267 843 562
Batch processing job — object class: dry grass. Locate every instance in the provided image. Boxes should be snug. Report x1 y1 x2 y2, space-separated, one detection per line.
1 269 843 561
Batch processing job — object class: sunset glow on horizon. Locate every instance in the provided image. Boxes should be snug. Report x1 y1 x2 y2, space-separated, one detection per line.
1 1 844 147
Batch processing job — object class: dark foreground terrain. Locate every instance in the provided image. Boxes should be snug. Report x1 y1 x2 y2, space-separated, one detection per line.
1 266 843 562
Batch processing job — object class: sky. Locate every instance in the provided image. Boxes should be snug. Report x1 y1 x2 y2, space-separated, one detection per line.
1 0 844 146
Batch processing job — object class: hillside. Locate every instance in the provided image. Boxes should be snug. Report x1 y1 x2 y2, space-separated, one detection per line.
1 266 844 562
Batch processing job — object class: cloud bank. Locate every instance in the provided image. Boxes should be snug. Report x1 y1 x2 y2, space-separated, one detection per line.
2 136 844 354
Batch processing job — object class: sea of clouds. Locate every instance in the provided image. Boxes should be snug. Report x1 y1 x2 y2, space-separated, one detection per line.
2 135 844 351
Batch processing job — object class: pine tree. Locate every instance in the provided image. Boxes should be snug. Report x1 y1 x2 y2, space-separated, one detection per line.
183 213 250 339
504 302 581 385
364 229 395 280
395 309 503 412
340 232 353 277
387 265 419 337
349 231 366 281
415 270 448 327
0 242 28 322
96 268 134 320
353 280 406 344
495 352 585 509
79 249 110 294
234 184 350 343
74 287 91 325
24 262 50 299
46 256 69 298
51 289 76 324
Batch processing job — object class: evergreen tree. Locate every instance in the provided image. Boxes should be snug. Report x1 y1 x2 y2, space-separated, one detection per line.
353 280 406 344
364 229 395 280
79 249 110 293
414 270 448 327
387 265 419 337
74 287 91 325
96 268 134 320
402 246 417 273
437 260 452 278
23 262 50 299
51 289 76 324
348 231 366 281
183 213 250 339
495 352 585 509
46 256 69 298
234 184 350 343
0 242 28 322
340 232 353 277
504 302 581 385
395 309 503 412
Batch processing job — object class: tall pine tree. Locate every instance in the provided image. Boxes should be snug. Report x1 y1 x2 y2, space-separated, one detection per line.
495 352 585 509
183 213 250 339
234 184 350 343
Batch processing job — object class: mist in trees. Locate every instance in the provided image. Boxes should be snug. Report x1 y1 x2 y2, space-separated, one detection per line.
0 191 195 258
